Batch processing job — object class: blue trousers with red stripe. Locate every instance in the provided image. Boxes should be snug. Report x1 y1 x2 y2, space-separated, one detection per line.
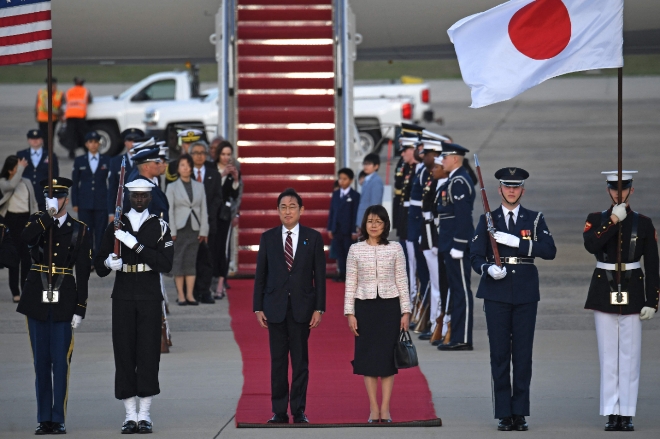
27 311 74 423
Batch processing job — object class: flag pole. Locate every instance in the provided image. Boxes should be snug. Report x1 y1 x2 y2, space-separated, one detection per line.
615 67 623 297
47 58 54 298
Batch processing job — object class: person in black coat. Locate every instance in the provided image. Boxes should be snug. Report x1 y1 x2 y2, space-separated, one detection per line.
108 129 144 222
470 168 556 432
16 178 91 435
191 141 222 303
253 188 326 424
327 167 359 281
95 179 174 435
16 129 59 212
71 131 110 261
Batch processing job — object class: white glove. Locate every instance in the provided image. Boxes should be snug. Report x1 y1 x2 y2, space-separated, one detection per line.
46 197 59 216
612 203 627 222
115 230 139 249
487 264 507 280
494 231 520 248
71 314 82 329
640 306 656 320
450 248 464 259
104 253 123 271
418 235 422 245
431 247 438 256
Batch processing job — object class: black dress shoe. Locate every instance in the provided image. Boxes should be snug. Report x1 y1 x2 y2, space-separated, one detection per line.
431 339 443 346
380 418 392 423
437 342 473 351
137 420 153 434
35 422 52 435
199 295 216 304
367 419 379 423
605 414 620 431
619 416 634 431
186 299 199 306
177 300 187 306
267 413 289 424
512 415 528 431
121 420 138 434
51 423 66 434
293 412 309 423
497 417 513 431
409 321 417 330
418 331 432 340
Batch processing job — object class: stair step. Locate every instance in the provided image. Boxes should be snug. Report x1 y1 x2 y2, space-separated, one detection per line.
238 0 331 5
236 263 337 276
239 144 335 158
239 107 334 124
238 7 331 22
239 227 332 246
238 75 334 90
238 249 333 265
242 176 335 193
238 93 334 107
238 24 332 41
238 56 333 73
240 193 332 210
238 127 334 142
238 41 332 57
240 162 335 175
240 210 329 229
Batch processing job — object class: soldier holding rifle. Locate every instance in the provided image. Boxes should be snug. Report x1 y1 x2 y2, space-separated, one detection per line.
17 178 92 435
470 162 556 432
583 171 658 432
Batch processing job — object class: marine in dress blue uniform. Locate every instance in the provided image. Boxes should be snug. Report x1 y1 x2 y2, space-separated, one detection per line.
17 129 60 212
107 129 144 219
395 135 418 285
436 143 475 351
327 168 360 281
406 147 430 305
583 171 659 432
470 168 556 431
71 131 110 261
16 178 91 435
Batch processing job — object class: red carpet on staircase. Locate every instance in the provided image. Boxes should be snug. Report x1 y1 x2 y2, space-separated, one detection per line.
228 279 442 427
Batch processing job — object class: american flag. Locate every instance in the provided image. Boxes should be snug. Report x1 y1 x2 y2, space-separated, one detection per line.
0 0 51 66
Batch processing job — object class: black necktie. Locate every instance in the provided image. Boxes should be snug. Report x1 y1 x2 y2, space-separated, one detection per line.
508 211 515 231
91 156 97 161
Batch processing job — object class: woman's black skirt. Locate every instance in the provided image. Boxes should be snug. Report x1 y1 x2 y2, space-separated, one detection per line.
352 295 401 377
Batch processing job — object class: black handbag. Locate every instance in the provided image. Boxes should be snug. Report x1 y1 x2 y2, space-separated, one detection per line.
394 330 419 369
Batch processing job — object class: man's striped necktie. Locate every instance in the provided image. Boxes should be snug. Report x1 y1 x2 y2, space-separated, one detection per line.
285 231 294 271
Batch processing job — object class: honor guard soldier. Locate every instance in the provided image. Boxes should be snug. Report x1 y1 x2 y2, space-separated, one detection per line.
166 128 203 185
71 131 111 263
396 134 417 251
470 168 556 431
583 171 658 432
127 147 170 222
16 177 92 435
17 129 60 212
392 138 408 236
95 179 174 434
436 143 475 351
108 128 144 222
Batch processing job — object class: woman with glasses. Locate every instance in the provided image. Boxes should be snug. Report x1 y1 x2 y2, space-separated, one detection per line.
344 205 411 423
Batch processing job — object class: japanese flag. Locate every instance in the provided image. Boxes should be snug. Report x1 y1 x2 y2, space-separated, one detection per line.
448 0 623 108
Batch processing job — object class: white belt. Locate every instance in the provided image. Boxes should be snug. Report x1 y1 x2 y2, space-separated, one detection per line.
596 261 641 271
409 199 422 207
422 211 433 220
122 263 152 273
403 201 410 207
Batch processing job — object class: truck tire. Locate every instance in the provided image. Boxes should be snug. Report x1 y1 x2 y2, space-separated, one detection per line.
358 129 382 155
90 121 122 156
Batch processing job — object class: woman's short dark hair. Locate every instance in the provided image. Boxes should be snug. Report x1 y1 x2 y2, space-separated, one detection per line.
177 154 194 172
277 188 303 208
0 155 19 180
214 140 233 162
359 205 390 245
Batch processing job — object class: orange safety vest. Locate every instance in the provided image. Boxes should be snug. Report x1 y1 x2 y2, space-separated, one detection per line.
36 89 63 122
65 85 89 119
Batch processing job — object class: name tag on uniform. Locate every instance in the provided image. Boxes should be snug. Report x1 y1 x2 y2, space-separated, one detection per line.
42 289 59 303
79 166 87 170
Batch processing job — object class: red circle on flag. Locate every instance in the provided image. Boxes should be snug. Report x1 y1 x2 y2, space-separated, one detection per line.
508 0 572 60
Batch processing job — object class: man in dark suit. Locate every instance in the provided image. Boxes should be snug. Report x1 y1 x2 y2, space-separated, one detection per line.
108 129 144 222
191 141 222 303
253 188 326 424
71 131 111 262
17 129 59 212
327 168 359 282
470 167 556 432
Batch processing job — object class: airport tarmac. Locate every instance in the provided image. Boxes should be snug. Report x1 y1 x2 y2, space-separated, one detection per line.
0 76 659 438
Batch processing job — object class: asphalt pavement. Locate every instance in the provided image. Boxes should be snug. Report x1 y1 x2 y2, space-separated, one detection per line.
1 76 659 438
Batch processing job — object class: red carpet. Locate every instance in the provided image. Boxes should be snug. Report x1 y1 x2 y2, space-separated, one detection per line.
228 280 441 427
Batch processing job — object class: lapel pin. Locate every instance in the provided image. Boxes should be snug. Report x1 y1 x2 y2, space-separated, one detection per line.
304 238 309 245
67 222 71 226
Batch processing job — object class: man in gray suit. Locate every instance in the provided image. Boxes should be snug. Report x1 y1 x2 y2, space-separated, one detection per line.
355 153 384 236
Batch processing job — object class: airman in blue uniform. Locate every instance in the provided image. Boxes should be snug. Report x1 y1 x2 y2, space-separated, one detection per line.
470 167 556 432
126 148 169 222
108 129 144 220
71 131 110 261
17 129 59 212
436 143 475 351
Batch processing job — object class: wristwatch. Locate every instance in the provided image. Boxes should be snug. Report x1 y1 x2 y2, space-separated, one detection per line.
315 310 324 315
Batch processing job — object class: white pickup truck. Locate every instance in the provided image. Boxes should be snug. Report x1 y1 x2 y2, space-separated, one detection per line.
353 82 434 124
85 70 200 155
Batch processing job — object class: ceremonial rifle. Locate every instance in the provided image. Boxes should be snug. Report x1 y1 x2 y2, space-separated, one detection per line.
113 156 126 258
473 154 502 268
